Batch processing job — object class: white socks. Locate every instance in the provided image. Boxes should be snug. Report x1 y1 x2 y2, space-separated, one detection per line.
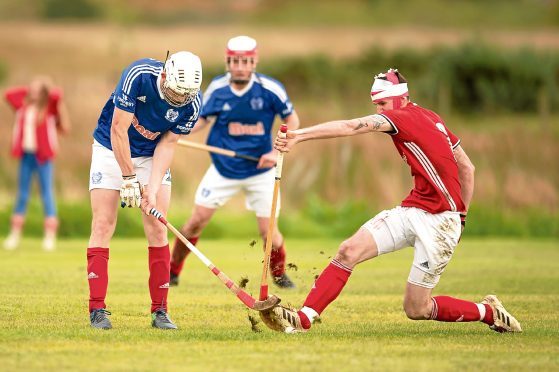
301 306 319 323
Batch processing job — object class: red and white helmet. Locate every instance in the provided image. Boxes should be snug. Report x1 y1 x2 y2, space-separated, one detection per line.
370 68 408 103
162 51 202 107
226 35 258 61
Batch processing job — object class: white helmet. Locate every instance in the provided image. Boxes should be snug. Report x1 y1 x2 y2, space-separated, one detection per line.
226 36 258 59
162 51 202 107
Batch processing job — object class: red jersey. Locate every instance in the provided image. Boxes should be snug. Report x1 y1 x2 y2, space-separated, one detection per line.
381 103 465 214
5 86 62 163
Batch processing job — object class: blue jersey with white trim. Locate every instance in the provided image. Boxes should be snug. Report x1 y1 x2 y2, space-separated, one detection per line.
200 72 293 179
93 58 201 157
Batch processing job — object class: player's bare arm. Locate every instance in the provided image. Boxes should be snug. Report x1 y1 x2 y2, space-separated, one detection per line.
142 131 180 214
110 107 135 176
354 114 393 133
274 114 391 153
285 110 301 131
258 111 301 168
454 145 475 213
189 116 211 134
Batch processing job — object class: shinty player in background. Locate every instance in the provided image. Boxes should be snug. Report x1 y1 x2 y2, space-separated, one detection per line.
263 68 522 334
169 36 300 289
87 51 202 330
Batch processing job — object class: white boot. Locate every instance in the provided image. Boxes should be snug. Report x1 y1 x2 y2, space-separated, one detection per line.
3 230 21 250
4 215 24 250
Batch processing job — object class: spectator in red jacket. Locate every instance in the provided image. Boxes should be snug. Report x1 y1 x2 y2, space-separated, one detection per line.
3 76 71 251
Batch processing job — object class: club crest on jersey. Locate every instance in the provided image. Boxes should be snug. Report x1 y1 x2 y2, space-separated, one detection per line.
250 97 264 110
165 109 179 122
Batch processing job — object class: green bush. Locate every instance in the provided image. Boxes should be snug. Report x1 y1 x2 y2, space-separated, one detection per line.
257 44 559 115
0 59 7 85
1 198 557 239
41 0 102 20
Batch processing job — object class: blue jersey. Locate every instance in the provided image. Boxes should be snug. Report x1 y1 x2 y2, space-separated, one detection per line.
93 58 201 157
201 73 293 179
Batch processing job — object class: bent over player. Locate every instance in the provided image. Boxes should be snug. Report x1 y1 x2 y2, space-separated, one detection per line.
169 36 300 288
87 52 202 329
264 69 522 334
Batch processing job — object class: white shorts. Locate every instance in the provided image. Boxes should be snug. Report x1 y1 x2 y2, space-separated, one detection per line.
89 140 172 191
194 164 279 218
363 206 461 289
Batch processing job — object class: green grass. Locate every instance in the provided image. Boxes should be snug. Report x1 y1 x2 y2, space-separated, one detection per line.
0 238 558 371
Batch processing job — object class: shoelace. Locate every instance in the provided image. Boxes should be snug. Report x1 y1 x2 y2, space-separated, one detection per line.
93 309 111 322
155 310 172 324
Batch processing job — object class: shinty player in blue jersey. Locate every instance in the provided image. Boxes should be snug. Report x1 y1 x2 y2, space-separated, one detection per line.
169 36 300 289
87 51 202 330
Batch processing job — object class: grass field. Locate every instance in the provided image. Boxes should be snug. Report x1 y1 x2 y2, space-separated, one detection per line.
0 237 557 371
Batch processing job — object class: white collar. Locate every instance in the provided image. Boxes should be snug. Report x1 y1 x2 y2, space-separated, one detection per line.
228 73 256 97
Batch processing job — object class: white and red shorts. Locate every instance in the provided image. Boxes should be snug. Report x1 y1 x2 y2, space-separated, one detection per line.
194 164 279 218
89 140 171 191
363 206 461 288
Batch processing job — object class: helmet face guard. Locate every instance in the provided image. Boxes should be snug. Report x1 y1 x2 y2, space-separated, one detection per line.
162 51 202 107
161 82 199 107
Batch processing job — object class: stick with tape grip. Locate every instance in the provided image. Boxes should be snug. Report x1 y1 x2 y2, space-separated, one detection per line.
259 124 288 301
148 207 280 311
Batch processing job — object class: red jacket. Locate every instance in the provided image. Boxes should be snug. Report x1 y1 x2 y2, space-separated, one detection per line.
5 87 62 163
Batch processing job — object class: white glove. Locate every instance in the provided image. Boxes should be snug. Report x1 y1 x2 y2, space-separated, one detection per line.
120 174 143 208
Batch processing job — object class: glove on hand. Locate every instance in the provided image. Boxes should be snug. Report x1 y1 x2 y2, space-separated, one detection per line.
120 174 143 208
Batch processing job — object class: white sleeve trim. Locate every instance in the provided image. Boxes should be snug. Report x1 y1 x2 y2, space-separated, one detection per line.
260 76 288 103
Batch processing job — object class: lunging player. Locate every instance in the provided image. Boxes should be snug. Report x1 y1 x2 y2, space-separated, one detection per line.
169 36 300 288
264 68 522 334
87 51 202 329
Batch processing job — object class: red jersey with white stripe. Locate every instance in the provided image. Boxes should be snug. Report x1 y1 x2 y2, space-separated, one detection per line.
381 103 465 214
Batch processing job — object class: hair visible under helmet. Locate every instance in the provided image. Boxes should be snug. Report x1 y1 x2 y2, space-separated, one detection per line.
370 68 409 109
162 51 202 107
225 35 258 84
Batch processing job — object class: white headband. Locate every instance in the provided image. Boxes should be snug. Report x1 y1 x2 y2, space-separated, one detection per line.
370 79 408 102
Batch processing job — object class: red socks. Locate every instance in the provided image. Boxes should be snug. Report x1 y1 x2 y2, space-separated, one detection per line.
149 245 171 313
87 247 109 312
431 296 494 325
170 236 198 276
303 259 353 315
270 243 287 277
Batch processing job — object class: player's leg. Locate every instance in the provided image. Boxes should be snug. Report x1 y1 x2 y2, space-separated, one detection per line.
263 207 410 333
88 188 119 329
404 208 521 332
87 141 125 329
169 204 216 285
255 217 294 288
266 226 380 333
37 159 58 251
4 154 34 250
170 165 238 285
245 168 293 287
140 184 178 329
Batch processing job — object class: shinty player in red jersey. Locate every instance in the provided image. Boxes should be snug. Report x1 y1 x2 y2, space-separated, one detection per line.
261 68 522 334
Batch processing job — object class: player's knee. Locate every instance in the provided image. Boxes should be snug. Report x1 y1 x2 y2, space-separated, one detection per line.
336 240 360 266
403 302 430 320
151 225 168 242
91 216 116 240
186 214 210 235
